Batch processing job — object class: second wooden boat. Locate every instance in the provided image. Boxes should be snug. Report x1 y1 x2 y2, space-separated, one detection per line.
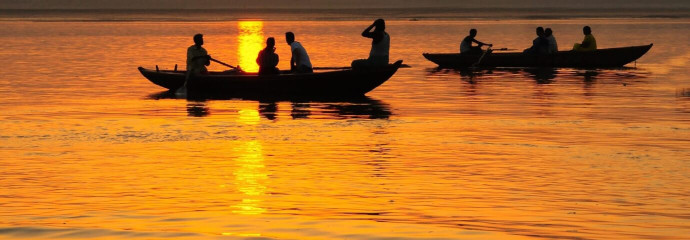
423 44 652 68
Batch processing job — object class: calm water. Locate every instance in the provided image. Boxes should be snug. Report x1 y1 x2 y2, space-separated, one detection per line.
1 12 689 240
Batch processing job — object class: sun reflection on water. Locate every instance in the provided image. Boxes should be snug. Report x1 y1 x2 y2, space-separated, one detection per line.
237 21 264 73
231 137 267 215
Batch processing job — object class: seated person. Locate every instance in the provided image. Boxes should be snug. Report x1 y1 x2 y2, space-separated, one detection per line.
285 32 313 73
187 33 211 77
524 27 550 55
352 19 390 69
460 28 492 55
573 26 597 51
256 37 279 75
545 28 558 54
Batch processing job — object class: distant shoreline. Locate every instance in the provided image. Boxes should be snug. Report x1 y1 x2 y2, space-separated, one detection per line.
1 8 689 22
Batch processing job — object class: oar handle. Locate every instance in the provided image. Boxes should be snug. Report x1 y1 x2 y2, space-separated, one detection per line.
210 58 238 69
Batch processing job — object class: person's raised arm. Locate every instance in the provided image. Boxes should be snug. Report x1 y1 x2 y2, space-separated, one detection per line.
361 23 376 38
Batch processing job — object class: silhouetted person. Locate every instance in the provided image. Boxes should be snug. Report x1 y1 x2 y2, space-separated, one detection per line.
285 32 313 73
186 33 211 84
460 29 492 55
573 26 597 51
256 37 279 75
545 28 558 53
352 19 390 69
524 27 549 55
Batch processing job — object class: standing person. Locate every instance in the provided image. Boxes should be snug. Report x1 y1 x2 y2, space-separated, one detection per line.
285 32 313 73
460 29 492 55
256 37 279 75
524 27 549 55
573 26 597 51
186 33 211 81
545 28 558 53
352 19 390 69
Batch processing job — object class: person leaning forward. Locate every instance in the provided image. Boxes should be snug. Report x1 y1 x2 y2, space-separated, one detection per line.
460 29 492 55
285 32 313 73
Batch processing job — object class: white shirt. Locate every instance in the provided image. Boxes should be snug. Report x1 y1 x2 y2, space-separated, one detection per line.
546 35 558 53
290 41 312 69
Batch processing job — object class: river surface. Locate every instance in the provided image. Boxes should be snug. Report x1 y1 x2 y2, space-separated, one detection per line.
1 12 689 239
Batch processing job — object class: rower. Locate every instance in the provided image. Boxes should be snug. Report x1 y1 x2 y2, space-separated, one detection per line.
573 26 597 51
186 33 211 83
256 37 280 75
460 29 492 55
352 19 390 69
285 32 313 73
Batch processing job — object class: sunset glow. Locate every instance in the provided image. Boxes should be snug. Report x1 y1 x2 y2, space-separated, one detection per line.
1 4 689 240
237 21 264 73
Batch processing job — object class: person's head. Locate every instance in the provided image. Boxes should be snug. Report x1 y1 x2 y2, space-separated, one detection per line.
285 32 295 45
583 26 592 35
545 28 553 37
266 37 275 48
536 27 544 36
469 29 477 37
374 18 386 32
193 33 204 46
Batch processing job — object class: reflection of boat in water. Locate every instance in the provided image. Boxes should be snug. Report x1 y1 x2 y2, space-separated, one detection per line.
138 60 403 97
426 67 648 84
148 91 392 120
423 44 652 68
523 68 557 84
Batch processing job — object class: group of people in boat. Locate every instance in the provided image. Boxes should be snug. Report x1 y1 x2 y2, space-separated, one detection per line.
255 32 313 75
461 25 597 55
185 19 390 78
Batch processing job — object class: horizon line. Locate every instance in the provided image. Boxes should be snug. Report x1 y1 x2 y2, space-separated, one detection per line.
2 6 690 10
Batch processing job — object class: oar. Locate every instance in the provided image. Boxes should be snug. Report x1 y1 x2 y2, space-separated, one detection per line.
492 48 517 51
471 46 492 68
210 58 239 70
313 64 412 70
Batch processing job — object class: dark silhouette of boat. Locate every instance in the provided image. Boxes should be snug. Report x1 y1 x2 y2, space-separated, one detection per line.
139 60 403 97
423 44 652 68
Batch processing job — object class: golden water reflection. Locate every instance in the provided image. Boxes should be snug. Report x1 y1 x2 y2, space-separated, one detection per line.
231 137 267 215
237 21 264 73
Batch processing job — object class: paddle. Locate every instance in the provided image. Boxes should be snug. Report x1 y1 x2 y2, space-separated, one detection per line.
471 46 492 68
313 64 412 70
210 58 239 70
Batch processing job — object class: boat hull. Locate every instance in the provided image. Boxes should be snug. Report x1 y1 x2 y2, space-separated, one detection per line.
423 44 652 68
139 60 402 97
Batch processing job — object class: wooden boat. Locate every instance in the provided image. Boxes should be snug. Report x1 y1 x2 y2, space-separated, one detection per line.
423 44 652 68
139 60 403 97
